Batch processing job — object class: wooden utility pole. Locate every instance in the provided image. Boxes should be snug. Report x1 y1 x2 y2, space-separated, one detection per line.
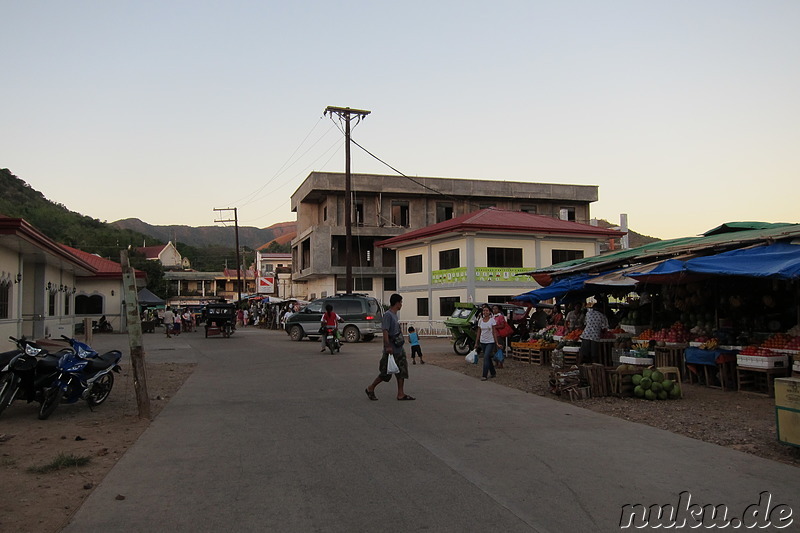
324 106 371 294
214 208 242 304
120 250 151 420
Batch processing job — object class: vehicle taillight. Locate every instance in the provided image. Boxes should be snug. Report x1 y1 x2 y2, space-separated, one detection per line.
365 315 374 321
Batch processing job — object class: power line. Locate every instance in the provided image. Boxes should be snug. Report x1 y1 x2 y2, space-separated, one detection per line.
349 137 482 211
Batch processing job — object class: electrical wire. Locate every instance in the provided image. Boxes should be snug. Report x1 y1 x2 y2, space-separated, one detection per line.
225 116 337 210
241 136 343 224
349 137 483 211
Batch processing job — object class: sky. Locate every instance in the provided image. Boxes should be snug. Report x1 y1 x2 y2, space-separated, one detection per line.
1 1 798 240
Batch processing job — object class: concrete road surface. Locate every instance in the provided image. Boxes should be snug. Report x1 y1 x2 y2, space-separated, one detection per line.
63 329 800 532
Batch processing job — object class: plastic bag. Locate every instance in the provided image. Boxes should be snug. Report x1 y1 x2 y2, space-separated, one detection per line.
494 348 505 362
465 349 478 364
386 353 400 374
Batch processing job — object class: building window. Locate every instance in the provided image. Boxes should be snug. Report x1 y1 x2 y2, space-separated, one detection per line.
488 295 511 304
559 207 576 221
552 249 584 264
436 202 454 223
439 249 460 270
417 298 429 317
391 201 409 227
384 277 397 291
323 205 327 221
0 281 9 319
439 296 460 317
487 247 523 268
64 294 70 316
355 200 365 227
75 294 103 315
405 254 423 274
336 277 374 292
48 291 56 317
382 248 396 268
521 204 537 214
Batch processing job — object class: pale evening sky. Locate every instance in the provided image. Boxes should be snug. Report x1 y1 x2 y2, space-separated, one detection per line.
2 1 798 240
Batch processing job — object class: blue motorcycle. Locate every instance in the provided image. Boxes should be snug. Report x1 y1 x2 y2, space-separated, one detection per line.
38 340 122 420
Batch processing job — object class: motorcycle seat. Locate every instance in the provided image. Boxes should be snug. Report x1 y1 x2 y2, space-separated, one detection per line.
85 351 121 373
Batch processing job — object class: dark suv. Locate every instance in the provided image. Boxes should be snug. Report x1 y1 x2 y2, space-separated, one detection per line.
285 294 383 343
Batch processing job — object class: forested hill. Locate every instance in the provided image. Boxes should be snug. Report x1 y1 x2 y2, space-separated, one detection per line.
0 168 153 257
112 219 296 250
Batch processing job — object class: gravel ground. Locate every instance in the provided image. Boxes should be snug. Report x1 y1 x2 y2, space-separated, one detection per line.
422 349 800 468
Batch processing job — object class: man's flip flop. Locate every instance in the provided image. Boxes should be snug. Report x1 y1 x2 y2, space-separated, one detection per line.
365 388 378 401
397 395 416 401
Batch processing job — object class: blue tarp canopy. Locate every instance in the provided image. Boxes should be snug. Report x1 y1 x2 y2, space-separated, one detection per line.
513 274 593 304
629 242 800 282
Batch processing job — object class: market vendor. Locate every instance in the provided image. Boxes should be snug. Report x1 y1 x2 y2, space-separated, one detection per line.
530 306 549 332
578 302 609 365
566 303 584 332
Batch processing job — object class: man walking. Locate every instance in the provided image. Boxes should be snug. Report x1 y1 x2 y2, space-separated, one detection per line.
365 293 415 401
163 306 175 338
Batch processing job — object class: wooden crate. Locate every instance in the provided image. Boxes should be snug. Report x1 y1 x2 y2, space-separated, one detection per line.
530 349 551 366
510 347 531 363
581 363 609 397
609 369 641 397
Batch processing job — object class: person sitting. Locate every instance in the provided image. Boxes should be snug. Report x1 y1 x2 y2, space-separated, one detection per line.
320 304 343 352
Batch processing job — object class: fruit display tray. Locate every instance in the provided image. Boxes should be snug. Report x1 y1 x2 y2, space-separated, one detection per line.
737 354 789 368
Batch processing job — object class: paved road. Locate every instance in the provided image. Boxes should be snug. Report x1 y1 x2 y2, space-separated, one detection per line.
64 329 799 532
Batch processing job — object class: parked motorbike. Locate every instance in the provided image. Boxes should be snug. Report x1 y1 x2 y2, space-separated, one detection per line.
0 337 64 418
325 325 342 354
39 344 122 420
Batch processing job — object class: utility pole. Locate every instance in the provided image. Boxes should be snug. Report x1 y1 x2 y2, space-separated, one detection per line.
324 106 371 294
214 207 242 304
120 250 151 420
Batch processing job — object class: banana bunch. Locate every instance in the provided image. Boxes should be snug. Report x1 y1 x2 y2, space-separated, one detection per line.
632 342 650 351
700 338 719 350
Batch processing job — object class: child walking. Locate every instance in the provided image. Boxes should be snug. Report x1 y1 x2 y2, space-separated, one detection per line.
408 326 424 364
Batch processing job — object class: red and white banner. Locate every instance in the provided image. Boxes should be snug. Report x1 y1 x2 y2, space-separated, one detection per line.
257 277 275 294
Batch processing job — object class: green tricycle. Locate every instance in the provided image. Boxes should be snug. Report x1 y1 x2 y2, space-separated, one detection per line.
444 302 526 355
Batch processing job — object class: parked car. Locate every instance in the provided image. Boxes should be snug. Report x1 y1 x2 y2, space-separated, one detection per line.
285 294 383 343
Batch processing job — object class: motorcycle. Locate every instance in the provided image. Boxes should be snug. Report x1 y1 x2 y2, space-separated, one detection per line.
324 325 342 354
39 343 122 420
0 337 64 418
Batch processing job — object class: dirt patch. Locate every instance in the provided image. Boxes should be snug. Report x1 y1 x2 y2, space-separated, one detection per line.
0 361 194 533
423 351 800 468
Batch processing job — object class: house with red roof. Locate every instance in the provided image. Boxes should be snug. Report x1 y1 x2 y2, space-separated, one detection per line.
0 217 94 339
376 208 624 322
135 241 185 269
0 215 150 339
61 245 147 333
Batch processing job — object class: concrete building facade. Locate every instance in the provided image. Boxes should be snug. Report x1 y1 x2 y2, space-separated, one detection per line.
376 209 622 322
290 172 600 302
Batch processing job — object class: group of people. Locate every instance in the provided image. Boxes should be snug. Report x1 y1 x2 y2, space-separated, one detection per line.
160 306 196 338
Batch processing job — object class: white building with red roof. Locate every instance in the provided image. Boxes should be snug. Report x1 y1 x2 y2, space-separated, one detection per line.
135 241 184 269
61 245 147 333
376 208 623 322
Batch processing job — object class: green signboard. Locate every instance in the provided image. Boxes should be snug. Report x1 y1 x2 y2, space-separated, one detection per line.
432 267 530 284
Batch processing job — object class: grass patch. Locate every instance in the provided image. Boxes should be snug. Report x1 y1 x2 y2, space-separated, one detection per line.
27 453 91 474
1 457 17 467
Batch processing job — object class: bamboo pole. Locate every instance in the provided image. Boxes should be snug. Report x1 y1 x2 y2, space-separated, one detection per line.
120 250 151 420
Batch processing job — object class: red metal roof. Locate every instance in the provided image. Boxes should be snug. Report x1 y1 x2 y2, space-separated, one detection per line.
61 245 146 279
135 244 167 259
376 208 624 247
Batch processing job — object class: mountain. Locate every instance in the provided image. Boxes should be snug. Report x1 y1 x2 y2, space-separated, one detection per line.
0 168 155 256
111 219 296 250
